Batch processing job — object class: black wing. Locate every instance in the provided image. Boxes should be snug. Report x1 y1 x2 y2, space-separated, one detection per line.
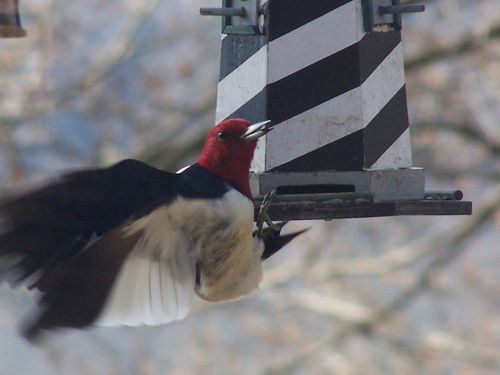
0 159 178 338
0 160 176 280
0 159 177 283
0 160 178 339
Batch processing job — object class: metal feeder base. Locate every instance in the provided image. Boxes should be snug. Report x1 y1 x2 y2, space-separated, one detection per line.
250 168 472 220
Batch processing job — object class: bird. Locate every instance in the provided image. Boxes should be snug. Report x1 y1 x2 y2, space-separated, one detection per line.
0 118 306 341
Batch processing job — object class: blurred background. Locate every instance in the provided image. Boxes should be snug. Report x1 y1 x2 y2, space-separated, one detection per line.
1 0 500 374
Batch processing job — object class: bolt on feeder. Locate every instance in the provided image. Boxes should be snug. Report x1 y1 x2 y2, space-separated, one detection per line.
201 0 472 221
0 0 26 38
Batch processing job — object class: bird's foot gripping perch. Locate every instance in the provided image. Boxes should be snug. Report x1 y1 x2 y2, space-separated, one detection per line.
257 189 282 237
256 189 309 260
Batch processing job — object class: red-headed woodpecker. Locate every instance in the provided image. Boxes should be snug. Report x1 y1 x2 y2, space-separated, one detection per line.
0 119 305 340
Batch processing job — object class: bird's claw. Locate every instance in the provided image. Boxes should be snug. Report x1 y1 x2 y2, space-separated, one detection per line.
257 189 282 236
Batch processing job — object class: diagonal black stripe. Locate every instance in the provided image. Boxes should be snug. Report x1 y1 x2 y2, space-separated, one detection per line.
266 30 401 126
268 0 353 42
269 86 409 173
270 129 365 172
219 35 268 82
267 42 360 125
359 30 402 82
223 87 268 124
364 85 409 167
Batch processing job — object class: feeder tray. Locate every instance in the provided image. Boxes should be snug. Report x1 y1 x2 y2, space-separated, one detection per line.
253 190 472 222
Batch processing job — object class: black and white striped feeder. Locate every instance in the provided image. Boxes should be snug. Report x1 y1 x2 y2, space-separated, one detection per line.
201 0 472 220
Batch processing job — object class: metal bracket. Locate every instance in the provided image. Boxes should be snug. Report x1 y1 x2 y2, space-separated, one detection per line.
362 0 424 32
250 168 427 203
200 0 263 35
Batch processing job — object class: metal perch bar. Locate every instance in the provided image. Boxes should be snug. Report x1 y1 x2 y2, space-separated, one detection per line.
378 4 425 15
200 7 246 17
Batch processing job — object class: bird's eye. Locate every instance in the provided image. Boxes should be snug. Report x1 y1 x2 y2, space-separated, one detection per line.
217 131 231 141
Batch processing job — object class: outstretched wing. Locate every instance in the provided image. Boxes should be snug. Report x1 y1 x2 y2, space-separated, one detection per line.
0 159 176 282
23 222 196 340
0 159 194 339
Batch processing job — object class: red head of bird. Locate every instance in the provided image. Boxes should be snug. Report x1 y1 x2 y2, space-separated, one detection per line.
197 119 271 199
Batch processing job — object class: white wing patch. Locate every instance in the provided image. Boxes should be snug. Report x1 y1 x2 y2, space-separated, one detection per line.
95 189 260 327
95 207 196 327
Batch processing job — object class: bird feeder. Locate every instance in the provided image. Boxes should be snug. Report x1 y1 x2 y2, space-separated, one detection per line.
201 0 472 221
0 0 26 38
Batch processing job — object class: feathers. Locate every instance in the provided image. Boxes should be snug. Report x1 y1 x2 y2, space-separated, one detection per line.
0 119 304 340
22 229 138 340
190 189 262 302
95 222 196 327
258 224 309 260
0 159 176 283
198 119 257 199
0 160 180 339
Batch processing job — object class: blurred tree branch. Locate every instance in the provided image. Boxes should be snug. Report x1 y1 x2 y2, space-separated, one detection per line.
2 0 163 125
426 331 500 371
265 182 500 374
405 0 500 71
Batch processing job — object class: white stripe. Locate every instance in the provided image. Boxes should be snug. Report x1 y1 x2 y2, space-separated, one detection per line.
261 43 406 170
370 128 412 169
215 45 268 123
267 2 360 84
250 136 267 172
360 43 405 125
216 2 363 122
254 88 364 171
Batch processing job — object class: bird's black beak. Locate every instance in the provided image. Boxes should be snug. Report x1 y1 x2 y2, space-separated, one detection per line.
240 120 272 143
